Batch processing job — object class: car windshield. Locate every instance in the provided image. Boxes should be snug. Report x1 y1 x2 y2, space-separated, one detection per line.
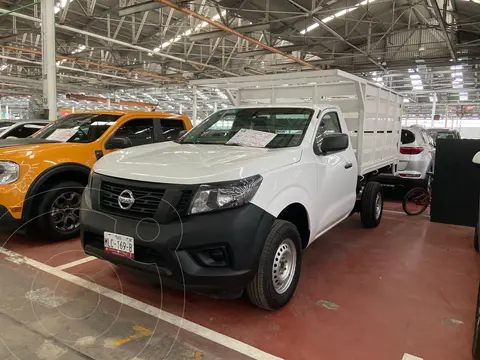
0 121 15 132
436 132 456 139
180 108 314 148
32 113 120 143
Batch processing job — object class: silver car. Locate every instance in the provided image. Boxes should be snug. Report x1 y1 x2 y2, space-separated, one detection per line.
0 120 49 139
377 125 435 186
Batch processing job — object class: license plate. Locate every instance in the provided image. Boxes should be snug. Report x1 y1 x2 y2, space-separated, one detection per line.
104 232 134 259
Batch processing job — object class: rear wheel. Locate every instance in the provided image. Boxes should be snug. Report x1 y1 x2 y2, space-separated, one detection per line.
402 187 429 216
246 220 302 311
473 283 480 359
360 181 383 228
32 181 84 241
475 218 479 253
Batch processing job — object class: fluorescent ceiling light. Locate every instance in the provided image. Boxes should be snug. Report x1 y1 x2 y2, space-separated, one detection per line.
413 85 424 90
300 0 376 34
403 98 410 103
410 74 421 79
408 69 415 73
450 65 463 70
155 10 227 51
459 92 468 101
411 80 423 86
54 0 73 14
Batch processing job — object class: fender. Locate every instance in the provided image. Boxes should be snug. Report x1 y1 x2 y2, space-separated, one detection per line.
22 162 91 221
251 185 313 237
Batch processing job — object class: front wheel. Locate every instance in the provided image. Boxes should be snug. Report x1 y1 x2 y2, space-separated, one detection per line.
402 187 429 216
360 181 383 228
246 220 302 311
32 181 84 241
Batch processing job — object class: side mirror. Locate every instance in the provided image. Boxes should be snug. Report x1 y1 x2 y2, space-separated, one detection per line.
473 151 480 166
314 133 349 155
178 129 187 138
105 136 131 150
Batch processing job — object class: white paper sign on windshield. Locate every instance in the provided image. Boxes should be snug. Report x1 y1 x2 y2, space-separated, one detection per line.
226 129 277 148
46 129 77 142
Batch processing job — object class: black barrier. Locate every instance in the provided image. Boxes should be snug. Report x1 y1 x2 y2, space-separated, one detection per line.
430 139 480 227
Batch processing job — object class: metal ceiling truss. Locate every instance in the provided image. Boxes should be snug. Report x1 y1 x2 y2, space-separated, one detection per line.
0 0 477 108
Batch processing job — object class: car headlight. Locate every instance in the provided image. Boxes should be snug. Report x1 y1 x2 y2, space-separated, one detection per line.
0 161 19 185
188 175 263 215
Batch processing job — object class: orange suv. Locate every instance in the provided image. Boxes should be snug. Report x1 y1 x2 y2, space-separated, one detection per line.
0 110 192 240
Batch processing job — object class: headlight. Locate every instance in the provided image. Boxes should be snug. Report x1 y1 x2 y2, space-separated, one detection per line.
188 175 262 215
0 161 19 184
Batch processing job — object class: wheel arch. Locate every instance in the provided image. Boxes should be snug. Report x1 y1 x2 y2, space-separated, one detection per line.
277 203 311 249
23 162 90 221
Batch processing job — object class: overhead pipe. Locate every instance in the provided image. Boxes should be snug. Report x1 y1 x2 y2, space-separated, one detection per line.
1 45 182 83
66 94 156 107
0 8 239 76
154 0 322 71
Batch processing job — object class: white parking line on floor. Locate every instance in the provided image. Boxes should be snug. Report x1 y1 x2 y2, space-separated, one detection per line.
55 256 97 270
402 353 423 360
0 246 282 360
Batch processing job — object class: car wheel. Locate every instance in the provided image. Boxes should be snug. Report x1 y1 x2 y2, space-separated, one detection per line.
475 218 479 253
473 283 480 359
33 181 84 241
360 181 383 228
246 220 302 311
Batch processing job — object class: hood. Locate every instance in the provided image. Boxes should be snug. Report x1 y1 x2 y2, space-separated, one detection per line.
0 138 60 149
0 140 86 162
94 142 302 184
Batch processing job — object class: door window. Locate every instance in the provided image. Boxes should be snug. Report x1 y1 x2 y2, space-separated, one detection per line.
315 112 342 146
110 118 154 147
160 119 186 141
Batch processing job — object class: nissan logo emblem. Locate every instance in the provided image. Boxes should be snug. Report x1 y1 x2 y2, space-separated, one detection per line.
118 189 135 210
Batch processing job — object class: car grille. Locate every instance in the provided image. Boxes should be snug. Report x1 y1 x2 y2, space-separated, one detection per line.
100 181 165 218
99 180 193 220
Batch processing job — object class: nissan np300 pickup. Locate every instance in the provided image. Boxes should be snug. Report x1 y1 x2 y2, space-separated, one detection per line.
80 70 403 310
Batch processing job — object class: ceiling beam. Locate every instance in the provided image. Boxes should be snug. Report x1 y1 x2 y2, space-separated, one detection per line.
118 0 192 16
154 0 322 70
426 0 457 62
188 22 271 42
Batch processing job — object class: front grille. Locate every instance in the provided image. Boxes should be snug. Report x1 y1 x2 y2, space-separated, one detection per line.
100 181 165 218
176 190 193 213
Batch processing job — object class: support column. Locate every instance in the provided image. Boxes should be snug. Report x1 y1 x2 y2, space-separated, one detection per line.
192 85 197 125
41 0 57 121
430 93 437 128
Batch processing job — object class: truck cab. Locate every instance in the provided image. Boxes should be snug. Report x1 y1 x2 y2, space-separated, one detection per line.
80 70 403 310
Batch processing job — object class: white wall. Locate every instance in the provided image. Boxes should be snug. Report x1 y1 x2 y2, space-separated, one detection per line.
402 118 480 139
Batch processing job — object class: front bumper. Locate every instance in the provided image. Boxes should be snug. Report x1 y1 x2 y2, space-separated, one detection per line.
80 190 274 296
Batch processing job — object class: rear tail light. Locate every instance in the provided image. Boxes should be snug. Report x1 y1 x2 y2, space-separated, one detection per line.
400 146 424 155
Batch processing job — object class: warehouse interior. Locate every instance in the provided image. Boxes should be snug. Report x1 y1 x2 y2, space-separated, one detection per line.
0 0 480 360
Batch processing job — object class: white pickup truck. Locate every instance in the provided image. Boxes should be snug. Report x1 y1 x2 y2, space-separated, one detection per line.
80 70 403 310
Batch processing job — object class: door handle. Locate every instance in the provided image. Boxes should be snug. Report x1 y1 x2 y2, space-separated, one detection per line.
344 162 353 169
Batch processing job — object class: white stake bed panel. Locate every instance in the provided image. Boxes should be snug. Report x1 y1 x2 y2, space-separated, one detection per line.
191 70 403 176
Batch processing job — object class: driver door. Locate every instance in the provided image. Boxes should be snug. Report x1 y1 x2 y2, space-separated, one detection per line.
313 111 357 237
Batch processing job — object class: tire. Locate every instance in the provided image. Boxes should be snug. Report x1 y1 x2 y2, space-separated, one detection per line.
402 187 429 216
360 181 383 228
475 218 479 253
31 181 84 241
246 220 302 311
473 283 480 359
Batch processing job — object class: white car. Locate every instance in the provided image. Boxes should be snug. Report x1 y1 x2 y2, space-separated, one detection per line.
0 120 49 140
79 71 403 310
377 125 435 187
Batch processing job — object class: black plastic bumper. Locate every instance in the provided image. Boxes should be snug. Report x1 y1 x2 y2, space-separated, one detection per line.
0 205 22 230
80 193 274 296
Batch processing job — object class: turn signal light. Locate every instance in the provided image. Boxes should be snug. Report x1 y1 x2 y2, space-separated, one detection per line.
400 146 424 155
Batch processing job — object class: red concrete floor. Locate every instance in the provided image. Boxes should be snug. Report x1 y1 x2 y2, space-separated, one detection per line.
1 204 478 360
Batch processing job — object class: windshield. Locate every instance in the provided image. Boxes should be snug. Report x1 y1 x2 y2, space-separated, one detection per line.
32 113 120 143
180 108 314 148
436 132 456 139
0 121 15 133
